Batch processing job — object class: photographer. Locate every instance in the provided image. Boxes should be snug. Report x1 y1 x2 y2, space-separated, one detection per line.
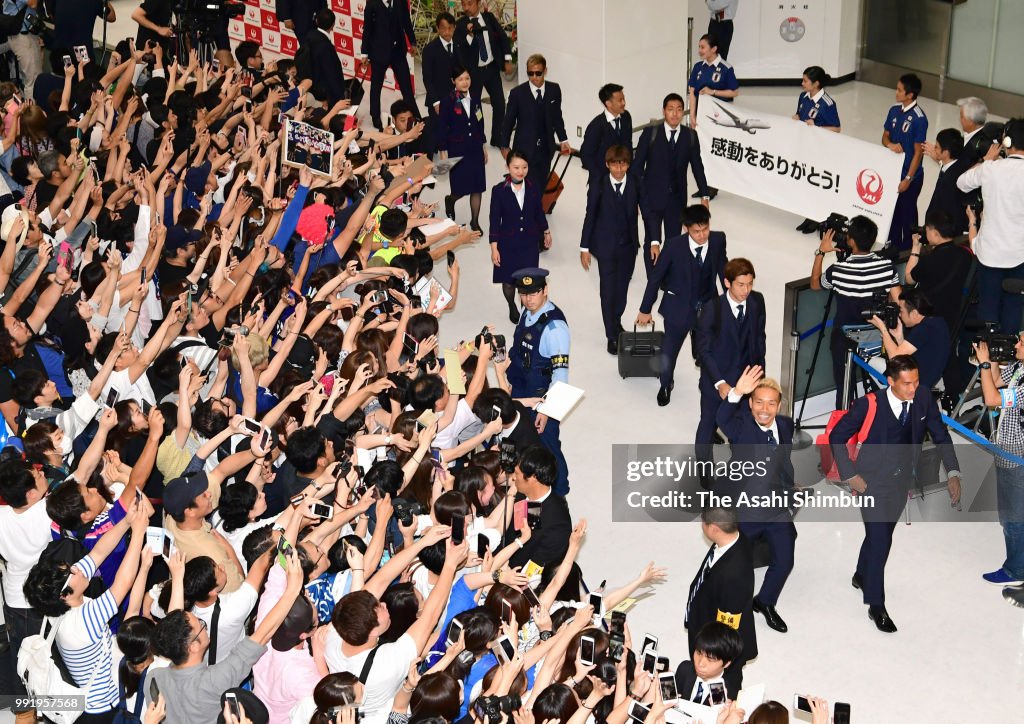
810 215 900 408
957 118 1024 332
868 287 949 389
973 336 1024 602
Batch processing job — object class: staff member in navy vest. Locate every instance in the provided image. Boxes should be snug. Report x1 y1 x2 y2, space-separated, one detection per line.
499 54 571 195
794 66 841 233
636 205 727 407
695 258 765 467
507 268 571 496
490 152 550 324
882 73 928 251
580 84 632 184
360 0 420 132
580 144 643 355
829 355 961 633
439 66 488 232
633 93 711 276
717 366 797 634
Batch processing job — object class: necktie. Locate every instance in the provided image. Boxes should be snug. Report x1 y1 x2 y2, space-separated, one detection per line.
445 42 452 56
208 598 222 664
899 400 910 426
536 88 542 103
737 303 744 323
695 246 704 266
614 116 621 134
767 429 778 451
669 128 677 150
685 546 715 624
615 182 623 197
476 17 487 62
694 682 704 704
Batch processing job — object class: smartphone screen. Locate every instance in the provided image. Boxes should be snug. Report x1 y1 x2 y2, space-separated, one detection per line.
242 418 261 435
311 502 334 520
658 673 678 702
513 499 529 530
451 513 465 546
259 428 272 451
588 592 603 614
476 535 488 559
709 682 726 706
446 618 463 647
149 678 160 703
579 635 595 665
105 388 119 408
642 651 657 674
446 250 455 267
495 636 514 662
794 695 812 713
225 693 240 718
627 701 650 723
276 536 293 567
642 634 658 654
523 585 541 608
500 598 512 624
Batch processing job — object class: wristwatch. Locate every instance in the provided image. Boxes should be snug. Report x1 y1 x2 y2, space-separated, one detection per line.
539 630 553 641
980 362 992 369
814 249 827 257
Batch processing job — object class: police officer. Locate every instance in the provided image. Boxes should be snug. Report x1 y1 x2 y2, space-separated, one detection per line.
507 267 570 496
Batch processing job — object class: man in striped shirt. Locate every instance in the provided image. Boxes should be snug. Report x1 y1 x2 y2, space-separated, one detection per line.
810 216 899 407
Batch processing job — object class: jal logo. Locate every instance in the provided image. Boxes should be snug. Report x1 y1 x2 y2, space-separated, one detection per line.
337 14 352 34
259 0 275 8
352 18 364 38
264 31 280 49
336 34 353 53
333 0 352 12
341 54 353 71
856 169 883 205
246 26 262 43
244 6 259 23
228 19 245 38
281 35 298 54
261 10 278 29
354 0 366 14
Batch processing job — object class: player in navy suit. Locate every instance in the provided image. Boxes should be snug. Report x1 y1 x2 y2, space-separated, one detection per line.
924 128 970 235
829 355 962 633
454 0 513 146
695 258 766 469
717 365 797 634
276 0 326 42
499 54 571 195
421 13 458 122
580 144 644 354
580 84 632 184
636 205 727 406
361 0 419 131
302 10 347 105
633 93 710 276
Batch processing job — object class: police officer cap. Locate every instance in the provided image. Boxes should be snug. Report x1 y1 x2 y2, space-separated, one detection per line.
512 267 549 293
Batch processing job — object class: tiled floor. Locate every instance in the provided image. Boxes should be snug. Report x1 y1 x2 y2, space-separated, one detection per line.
61 10 1024 723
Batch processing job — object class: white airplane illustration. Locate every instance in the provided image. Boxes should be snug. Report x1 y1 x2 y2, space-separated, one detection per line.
706 101 771 134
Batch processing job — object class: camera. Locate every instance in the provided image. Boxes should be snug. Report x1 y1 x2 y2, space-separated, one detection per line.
909 225 926 239
860 292 899 330
973 321 1019 364
473 695 522 724
220 325 250 346
816 212 851 254
475 327 507 361
392 498 427 527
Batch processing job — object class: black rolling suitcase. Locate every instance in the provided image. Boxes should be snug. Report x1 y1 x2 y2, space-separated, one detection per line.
617 325 664 378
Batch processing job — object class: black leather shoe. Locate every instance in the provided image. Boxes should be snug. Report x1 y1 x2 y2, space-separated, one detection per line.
508 305 520 325
657 384 673 406
470 221 482 234
713 431 726 444
868 605 897 633
1003 586 1024 608
607 338 618 355
851 573 864 590
752 598 788 633
444 195 456 221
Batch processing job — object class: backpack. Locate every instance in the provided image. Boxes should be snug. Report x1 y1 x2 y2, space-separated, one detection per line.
17 616 107 724
816 392 878 484
111 659 147 724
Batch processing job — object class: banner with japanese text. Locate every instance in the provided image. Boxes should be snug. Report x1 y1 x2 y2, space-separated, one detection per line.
694 101 903 232
229 0 414 92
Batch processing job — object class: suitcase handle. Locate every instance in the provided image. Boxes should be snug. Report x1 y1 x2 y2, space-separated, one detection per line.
629 323 659 357
544 152 574 194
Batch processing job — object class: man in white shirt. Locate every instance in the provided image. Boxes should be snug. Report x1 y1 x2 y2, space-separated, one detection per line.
957 120 1024 332
706 0 739 59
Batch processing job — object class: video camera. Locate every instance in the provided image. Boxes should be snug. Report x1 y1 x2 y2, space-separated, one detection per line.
971 321 1019 364
473 695 522 724
860 291 899 330
475 327 507 362
174 0 244 36
817 212 851 257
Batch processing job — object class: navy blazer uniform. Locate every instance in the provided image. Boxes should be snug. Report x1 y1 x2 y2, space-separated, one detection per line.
580 110 633 183
437 92 487 197
489 177 548 285
829 388 959 606
501 81 569 191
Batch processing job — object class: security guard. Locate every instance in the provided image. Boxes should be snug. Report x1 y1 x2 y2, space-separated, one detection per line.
507 267 571 495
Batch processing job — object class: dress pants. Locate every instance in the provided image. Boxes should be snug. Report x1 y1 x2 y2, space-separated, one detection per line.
469 62 506 145
595 247 637 341
526 146 554 197
996 464 1024 580
740 520 797 605
856 488 906 605
977 261 1024 334
708 18 734 59
369 50 418 129
659 316 692 388
695 377 724 465
0 604 44 710
536 413 570 495
887 175 923 251
642 198 685 278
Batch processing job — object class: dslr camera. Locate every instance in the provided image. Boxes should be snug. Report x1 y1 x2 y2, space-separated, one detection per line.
473 695 522 724
817 212 851 255
220 325 250 346
392 498 428 527
973 321 1019 364
475 327 507 362
860 292 899 330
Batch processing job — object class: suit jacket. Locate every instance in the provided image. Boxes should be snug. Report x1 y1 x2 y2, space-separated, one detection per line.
673 660 738 703
421 37 456 109
634 125 709 221
580 172 643 257
926 156 970 235
686 535 757 662
506 491 572 569
500 81 568 155
303 29 346 105
361 0 416 61
696 291 767 387
502 402 543 451
639 232 727 326
829 388 959 492
488 176 548 245
717 402 796 518
454 11 511 71
580 110 633 176
275 0 326 41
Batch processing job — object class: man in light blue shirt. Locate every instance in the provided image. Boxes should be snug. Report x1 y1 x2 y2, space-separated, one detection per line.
2 0 42 99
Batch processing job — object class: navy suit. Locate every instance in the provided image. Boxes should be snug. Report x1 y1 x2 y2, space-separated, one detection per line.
830 388 959 606
634 125 709 276
695 292 766 447
454 11 512 145
302 29 346 105
926 156 971 235
500 81 568 192
489 177 547 285
580 111 633 182
362 0 418 129
639 232 727 387
581 173 643 341
275 0 326 42
421 37 456 114
717 401 797 606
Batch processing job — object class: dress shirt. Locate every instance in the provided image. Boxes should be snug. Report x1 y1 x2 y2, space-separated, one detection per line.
956 154 1024 267
664 121 681 142
466 15 512 66
496 411 521 440
604 109 621 126
885 388 910 421
964 127 981 145
460 94 471 116
707 534 738 569
579 176 628 252
713 294 748 389
810 89 824 104
533 82 545 100
689 675 726 704
689 237 708 259
511 180 526 209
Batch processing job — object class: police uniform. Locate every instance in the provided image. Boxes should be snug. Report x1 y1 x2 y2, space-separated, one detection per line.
507 268 571 495
884 101 928 251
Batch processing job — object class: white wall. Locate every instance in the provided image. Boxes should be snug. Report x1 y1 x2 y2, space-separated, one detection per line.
517 0 686 143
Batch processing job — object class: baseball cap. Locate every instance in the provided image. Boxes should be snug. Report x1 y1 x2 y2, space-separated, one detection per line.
163 471 210 518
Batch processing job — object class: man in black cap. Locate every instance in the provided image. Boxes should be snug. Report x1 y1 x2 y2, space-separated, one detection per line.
507 267 571 495
157 225 201 288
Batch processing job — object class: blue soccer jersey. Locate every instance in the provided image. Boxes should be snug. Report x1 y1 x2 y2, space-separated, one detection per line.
884 102 928 179
796 91 841 128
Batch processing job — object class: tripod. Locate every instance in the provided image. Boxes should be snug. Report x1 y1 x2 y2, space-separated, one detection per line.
793 287 836 446
172 16 219 67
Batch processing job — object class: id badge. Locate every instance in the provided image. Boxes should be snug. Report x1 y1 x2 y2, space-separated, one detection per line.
475 107 484 122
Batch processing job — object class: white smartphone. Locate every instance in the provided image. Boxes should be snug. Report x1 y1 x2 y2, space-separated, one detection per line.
579 635 596 666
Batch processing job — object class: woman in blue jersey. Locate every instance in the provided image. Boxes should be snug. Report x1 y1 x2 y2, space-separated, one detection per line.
795 66 842 233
